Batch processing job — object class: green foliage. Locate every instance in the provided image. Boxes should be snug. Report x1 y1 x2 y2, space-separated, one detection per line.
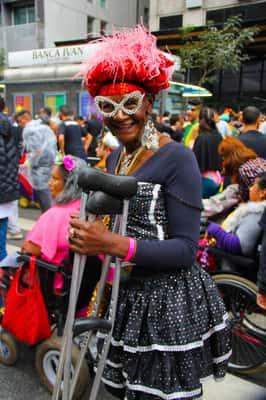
177 15 259 86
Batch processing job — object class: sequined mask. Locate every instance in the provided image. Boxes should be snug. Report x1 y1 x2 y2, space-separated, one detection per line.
94 91 145 118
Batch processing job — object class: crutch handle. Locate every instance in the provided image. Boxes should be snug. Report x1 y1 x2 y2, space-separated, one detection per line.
78 167 138 199
17 253 60 272
73 317 112 336
86 191 123 215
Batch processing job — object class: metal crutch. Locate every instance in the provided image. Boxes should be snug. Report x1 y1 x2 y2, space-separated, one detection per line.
69 197 129 400
53 167 138 400
52 191 90 400
88 198 129 400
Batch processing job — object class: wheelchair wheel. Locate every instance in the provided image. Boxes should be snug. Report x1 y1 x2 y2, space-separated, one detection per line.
214 274 266 374
35 335 90 400
0 330 18 365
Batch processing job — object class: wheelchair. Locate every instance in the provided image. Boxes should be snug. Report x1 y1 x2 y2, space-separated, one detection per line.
199 241 266 375
0 253 102 399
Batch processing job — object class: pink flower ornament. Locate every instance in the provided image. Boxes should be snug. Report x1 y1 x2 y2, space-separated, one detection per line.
63 156 75 171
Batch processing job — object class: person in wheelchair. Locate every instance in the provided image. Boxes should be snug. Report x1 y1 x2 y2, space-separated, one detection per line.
201 138 266 226
21 153 86 268
206 172 266 256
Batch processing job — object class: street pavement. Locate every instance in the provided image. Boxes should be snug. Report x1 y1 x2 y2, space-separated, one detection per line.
1 206 265 400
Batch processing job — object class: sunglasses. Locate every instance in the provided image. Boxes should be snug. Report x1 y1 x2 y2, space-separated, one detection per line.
94 91 145 118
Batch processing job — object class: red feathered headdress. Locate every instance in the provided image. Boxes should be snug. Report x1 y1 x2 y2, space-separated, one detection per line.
82 25 174 97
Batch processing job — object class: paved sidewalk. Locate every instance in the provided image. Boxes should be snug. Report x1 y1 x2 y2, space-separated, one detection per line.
203 374 265 399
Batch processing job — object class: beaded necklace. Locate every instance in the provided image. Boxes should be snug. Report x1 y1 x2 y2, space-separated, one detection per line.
115 146 145 175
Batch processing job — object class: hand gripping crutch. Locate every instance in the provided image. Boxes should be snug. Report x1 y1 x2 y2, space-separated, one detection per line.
70 171 137 400
52 167 137 400
68 192 123 399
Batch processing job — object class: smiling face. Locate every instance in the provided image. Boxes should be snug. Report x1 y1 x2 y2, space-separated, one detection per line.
99 93 153 151
48 165 65 199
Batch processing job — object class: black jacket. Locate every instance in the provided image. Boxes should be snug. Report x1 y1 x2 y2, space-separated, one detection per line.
239 130 266 159
258 208 266 294
0 113 20 204
193 130 223 173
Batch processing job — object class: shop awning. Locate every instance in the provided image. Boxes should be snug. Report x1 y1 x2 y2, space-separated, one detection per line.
169 81 212 97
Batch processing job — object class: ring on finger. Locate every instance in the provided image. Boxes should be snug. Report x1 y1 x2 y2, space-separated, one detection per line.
69 227 76 238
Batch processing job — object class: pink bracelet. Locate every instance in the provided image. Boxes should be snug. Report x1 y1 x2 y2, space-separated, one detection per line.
123 237 136 262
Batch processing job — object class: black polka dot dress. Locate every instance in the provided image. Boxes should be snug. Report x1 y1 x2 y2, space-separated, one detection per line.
101 180 232 400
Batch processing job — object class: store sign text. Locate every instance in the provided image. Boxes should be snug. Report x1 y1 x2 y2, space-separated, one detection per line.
8 44 97 68
32 46 84 61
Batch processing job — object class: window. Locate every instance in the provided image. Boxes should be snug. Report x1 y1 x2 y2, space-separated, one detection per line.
13 5 35 25
44 92 66 115
159 15 183 31
262 60 266 92
87 16 94 34
79 92 100 118
242 61 262 93
220 70 241 95
100 0 106 8
100 20 107 34
143 7 149 27
14 93 33 114
206 3 266 24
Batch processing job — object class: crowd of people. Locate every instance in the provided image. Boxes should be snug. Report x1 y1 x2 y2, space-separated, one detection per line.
0 24 266 400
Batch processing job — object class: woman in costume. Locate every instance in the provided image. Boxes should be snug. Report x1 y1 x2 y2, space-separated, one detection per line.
69 26 231 400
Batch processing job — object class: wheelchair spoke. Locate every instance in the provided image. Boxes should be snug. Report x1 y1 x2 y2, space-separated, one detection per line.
214 274 266 373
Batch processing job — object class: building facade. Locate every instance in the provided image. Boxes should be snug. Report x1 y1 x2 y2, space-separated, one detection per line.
150 0 266 112
0 0 149 115
0 0 147 52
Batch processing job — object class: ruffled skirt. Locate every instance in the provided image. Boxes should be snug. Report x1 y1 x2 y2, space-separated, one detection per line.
101 264 232 400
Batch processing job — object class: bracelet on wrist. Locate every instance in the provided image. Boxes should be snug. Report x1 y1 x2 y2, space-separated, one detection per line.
123 237 136 262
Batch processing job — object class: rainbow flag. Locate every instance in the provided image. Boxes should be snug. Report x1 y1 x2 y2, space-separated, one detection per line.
183 120 199 147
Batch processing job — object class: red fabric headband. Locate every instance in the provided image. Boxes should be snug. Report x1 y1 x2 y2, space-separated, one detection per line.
98 83 146 96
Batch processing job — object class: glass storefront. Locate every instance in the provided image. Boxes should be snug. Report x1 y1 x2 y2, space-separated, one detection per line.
78 91 102 119
13 93 33 113
44 92 66 115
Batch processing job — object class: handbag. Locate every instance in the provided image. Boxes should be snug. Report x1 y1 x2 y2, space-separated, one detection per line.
2 256 51 345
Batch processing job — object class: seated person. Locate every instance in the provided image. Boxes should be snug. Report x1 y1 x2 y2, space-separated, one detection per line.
218 137 266 202
21 153 86 265
202 183 240 219
0 154 87 306
257 208 266 309
206 173 266 256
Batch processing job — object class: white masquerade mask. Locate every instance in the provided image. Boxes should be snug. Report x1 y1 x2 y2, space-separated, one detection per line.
94 91 145 118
